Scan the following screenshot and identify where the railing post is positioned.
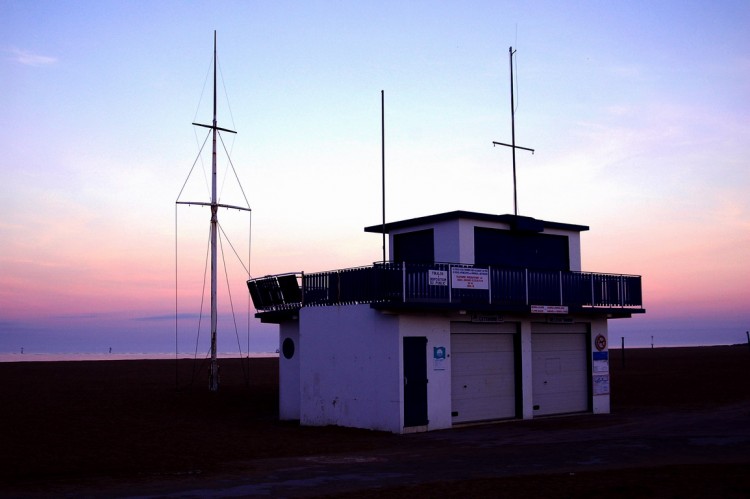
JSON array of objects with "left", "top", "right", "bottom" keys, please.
[
  {"left": 488, "top": 265, "right": 492, "bottom": 305},
  {"left": 448, "top": 264, "right": 453, "bottom": 304},
  {"left": 559, "top": 271, "right": 563, "bottom": 306},
  {"left": 402, "top": 263, "right": 406, "bottom": 303},
  {"left": 300, "top": 272, "right": 305, "bottom": 306},
  {"left": 524, "top": 268, "right": 529, "bottom": 305},
  {"left": 590, "top": 273, "right": 595, "bottom": 306}
]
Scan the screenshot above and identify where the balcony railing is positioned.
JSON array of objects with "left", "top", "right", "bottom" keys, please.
[{"left": 248, "top": 262, "right": 643, "bottom": 315}]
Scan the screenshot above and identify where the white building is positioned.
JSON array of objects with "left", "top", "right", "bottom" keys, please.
[{"left": 249, "top": 211, "right": 644, "bottom": 433}]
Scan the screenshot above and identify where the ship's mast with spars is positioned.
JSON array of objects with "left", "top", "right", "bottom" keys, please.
[{"left": 177, "top": 31, "right": 250, "bottom": 392}]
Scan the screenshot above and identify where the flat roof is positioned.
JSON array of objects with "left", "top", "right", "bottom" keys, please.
[{"left": 364, "top": 210, "right": 589, "bottom": 234}]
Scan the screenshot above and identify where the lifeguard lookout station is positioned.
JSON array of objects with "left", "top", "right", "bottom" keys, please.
[{"left": 248, "top": 210, "right": 644, "bottom": 433}]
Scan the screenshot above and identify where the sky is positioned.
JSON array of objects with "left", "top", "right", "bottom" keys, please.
[{"left": 1, "top": 0, "right": 748, "bottom": 355}]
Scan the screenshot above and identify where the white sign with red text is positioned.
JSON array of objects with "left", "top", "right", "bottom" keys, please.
[{"left": 451, "top": 268, "right": 489, "bottom": 290}]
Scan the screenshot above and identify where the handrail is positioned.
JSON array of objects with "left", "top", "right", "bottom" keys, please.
[{"left": 247, "top": 262, "right": 643, "bottom": 313}]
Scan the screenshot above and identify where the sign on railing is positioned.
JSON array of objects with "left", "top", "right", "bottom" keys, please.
[{"left": 451, "top": 267, "right": 489, "bottom": 289}]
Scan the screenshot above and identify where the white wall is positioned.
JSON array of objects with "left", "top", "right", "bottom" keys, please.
[
  {"left": 296, "top": 305, "right": 455, "bottom": 433},
  {"left": 278, "top": 321, "right": 300, "bottom": 420},
  {"left": 290, "top": 302, "right": 610, "bottom": 433},
  {"left": 590, "top": 317, "right": 610, "bottom": 414},
  {"left": 298, "top": 305, "right": 402, "bottom": 432}
]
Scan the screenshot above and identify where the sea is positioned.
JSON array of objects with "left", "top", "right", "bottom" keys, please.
[
  {"left": 2, "top": 317, "right": 746, "bottom": 362},
  {"left": 0, "top": 352, "right": 278, "bottom": 363}
]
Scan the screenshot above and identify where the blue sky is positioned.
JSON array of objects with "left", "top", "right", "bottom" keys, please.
[{"left": 1, "top": 1, "right": 749, "bottom": 354}]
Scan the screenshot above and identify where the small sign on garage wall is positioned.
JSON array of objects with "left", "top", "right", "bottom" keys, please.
[
  {"left": 593, "top": 374, "right": 610, "bottom": 395},
  {"left": 593, "top": 351, "right": 609, "bottom": 373},
  {"left": 433, "top": 346, "right": 446, "bottom": 370}
]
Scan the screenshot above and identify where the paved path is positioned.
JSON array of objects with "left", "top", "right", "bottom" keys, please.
[{"left": 25, "top": 402, "right": 750, "bottom": 498}]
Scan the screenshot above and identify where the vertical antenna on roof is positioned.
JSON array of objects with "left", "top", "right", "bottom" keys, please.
[
  {"left": 493, "top": 46, "right": 535, "bottom": 216},
  {"left": 381, "top": 90, "right": 386, "bottom": 262}
]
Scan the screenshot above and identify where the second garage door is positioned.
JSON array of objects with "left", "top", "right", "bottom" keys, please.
[
  {"left": 451, "top": 322, "right": 517, "bottom": 424},
  {"left": 531, "top": 323, "right": 589, "bottom": 416}
]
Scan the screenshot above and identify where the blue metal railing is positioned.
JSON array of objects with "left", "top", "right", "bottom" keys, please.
[{"left": 248, "top": 262, "right": 643, "bottom": 313}]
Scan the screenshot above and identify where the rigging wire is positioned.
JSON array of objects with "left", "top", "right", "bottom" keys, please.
[
  {"left": 218, "top": 132, "right": 231, "bottom": 203},
  {"left": 188, "top": 223, "right": 213, "bottom": 388},
  {"left": 218, "top": 132, "right": 252, "bottom": 208},
  {"left": 219, "top": 231, "right": 251, "bottom": 386},
  {"left": 175, "top": 206, "right": 179, "bottom": 390},
  {"left": 218, "top": 220, "right": 250, "bottom": 276},
  {"left": 217, "top": 55, "right": 238, "bottom": 156},
  {"left": 191, "top": 54, "right": 214, "bottom": 199},
  {"left": 215, "top": 56, "right": 250, "bottom": 369},
  {"left": 514, "top": 25, "right": 520, "bottom": 114},
  {"left": 513, "top": 49, "right": 520, "bottom": 114},
  {"left": 247, "top": 211, "right": 253, "bottom": 364},
  {"left": 176, "top": 130, "right": 211, "bottom": 202},
  {"left": 193, "top": 53, "right": 213, "bottom": 124}
]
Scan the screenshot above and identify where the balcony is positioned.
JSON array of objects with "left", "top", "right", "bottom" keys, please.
[{"left": 248, "top": 262, "right": 644, "bottom": 322}]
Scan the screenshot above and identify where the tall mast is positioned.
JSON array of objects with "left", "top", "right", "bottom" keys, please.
[
  {"left": 177, "top": 31, "right": 248, "bottom": 392},
  {"left": 209, "top": 30, "right": 219, "bottom": 392}
]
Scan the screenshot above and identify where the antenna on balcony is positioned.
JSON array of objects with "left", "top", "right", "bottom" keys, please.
[
  {"left": 493, "top": 46, "right": 535, "bottom": 217},
  {"left": 381, "top": 90, "right": 386, "bottom": 263}
]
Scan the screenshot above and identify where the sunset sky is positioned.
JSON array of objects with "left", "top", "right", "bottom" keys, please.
[{"left": 2, "top": 1, "right": 748, "bottom": 355}]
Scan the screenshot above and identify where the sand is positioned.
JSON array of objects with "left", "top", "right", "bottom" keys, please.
[{"left": 1, "top": 345, "right": 749, "bottom": 497}]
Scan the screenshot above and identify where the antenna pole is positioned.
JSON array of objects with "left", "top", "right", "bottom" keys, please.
[
  {"left": 509, "top": 47, "right": 518, "bottom": 216},
  {"left": 209, "top": 30, "right": 219, "bottom": 392},
  {"left": 381, "top": 90, "right": 386, "bottom": 263},
  {"left": 492, "top": 46, "right": 534, "bottom": 216}
]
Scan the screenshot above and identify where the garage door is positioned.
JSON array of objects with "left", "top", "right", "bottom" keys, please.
[
  {"left": 531, "top": 323, "right": 589, "bottom": 416},
  {"left": 451, "top": 322, "right": 517, "bottom": 424}
]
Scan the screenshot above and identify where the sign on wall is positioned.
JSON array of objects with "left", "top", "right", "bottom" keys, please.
[
  {"left": 451, "top": 267, "right": 489, "bottom": 289},
  {"left": 593, "top": 374, "right": 610, "bottom": 395},
  {"left": 433, "top": 346, "right": 446, "bottom": 370},
  {"left": 531, "top": 305, "right": 569, "bottom": 314},
  {"left": 428, "top": 269, "right": 448, "bottom": 286},
  {"left": 593, "top": 351, "right": 609, "bottom": 373}
]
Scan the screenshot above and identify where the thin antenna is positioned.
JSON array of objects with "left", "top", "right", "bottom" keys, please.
[
  {"left": 493, "top": 46, "right": 534, "bottom": 216},
  {"left": 381, "top": 90, "right": 386, "bottom": 263}
]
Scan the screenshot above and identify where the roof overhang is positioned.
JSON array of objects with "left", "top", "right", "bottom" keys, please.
[{"left": 364, "top": 211, "right": 589, "bottom": 234}]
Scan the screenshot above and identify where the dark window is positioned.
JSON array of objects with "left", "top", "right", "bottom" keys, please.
[
  {"left": 393, "top": 229, "right": 434, "bottom": 263},
  {"left": 282, "top": 338, "right": 295, "bottom": 359},
  {"left": 474, "top": 227, "right": 570, "bottom": 270}
]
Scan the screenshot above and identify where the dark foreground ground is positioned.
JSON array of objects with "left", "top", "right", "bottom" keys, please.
[{"left": 1, "top": 345, "right": 749, "bottom": 498}]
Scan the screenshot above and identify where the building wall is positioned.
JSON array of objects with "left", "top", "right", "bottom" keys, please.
[
  {"left": 297, "top": 304, "right": 402, "bottom": 432},
  {"left": 285, "top": 304, "right": 610, "bottom": 433},
  {"left": 278, "top": 320, "right": 300, "bottom": 420},
  {"left": 386, "top": 217, "right": 582, "bottom": 270}
]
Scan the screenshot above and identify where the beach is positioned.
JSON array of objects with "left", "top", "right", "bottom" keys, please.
[{"left": 1, "top": 345, "right": 749, "bottom": 497}]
